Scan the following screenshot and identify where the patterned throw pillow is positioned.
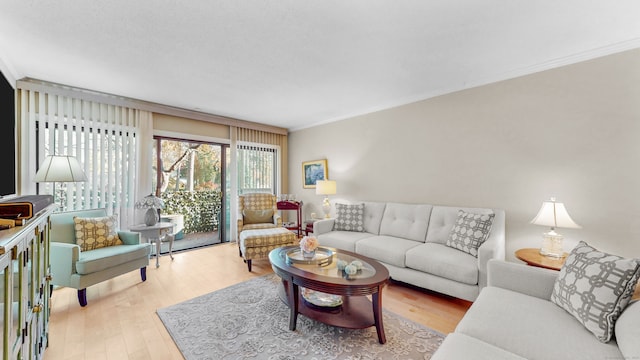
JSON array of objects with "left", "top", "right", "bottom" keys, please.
[
  {"left": 446, "top": 210, "right": 495, "bottom": 257},
  {"left": 243, "top": 209, "right": 274, "bottom": 224},
  {"left": 334, "top": 203, "right": 365, "bottom": 232},
  {"left": 550, "top": 241, "right": 640, "bottom": 342},
  {"left": 73, "top": 215, "right": 123, "bottom": 251}
]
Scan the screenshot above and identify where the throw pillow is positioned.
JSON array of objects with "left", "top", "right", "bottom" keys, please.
[
  {"left": 243, "top": 209, "right": 274, "bottom": 224},
  {"left": 446, "top": 210, "right": 495, "bottom": 257},
  {"left": 73, "top": 214, "right": 123, "bottom": 251},
  {"left": 334, "top": 203, "right": 365, "bottom": 232},
  {"left": 550, "top": 241, "right": 640, "bottom": 342}
]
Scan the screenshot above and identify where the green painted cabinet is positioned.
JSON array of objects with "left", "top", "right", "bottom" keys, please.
[{"left": 0, "top": 205, "right": 54, "bottom": 360}]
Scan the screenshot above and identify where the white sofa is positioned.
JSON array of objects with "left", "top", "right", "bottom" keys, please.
[
  {"left": 313, "top": 201, "right": 505, "bottom": 301},
  {"left": 433, "top": 260, "right": 640, "bottom": 360}
]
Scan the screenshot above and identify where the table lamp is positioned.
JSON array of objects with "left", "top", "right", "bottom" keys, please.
[
  {"left": 315, "top": 180, "right": 336, "bottom": 219},
  {"left": 34, "top": 155, "right": 88, "bottom": 210},
  {"left": 530, "top": 197, "right": 581, "bottom": 258},
  {"left": 135, "top": 194, "right": 165, "bottom": 226}
]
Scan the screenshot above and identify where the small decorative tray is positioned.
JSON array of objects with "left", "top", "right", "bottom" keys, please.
[
  {"left": 301, "top": 287, "right": 343, "bottom": 308},
  {"left": 285, "top": 247, "right": 334, "bottom": 266}
]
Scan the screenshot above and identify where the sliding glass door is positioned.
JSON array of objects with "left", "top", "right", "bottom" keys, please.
[{"left": 153, "top": 136, "right": 230, "bottom": 252}]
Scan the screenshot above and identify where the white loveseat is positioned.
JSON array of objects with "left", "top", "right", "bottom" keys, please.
[
  {"left": 433, "top": 259, "right": 640, "bottom": 360},
  {"left": 313, "top": 201, "right": 505, "bottom": 301}
]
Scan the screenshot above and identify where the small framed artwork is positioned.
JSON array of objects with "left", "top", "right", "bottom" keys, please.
[{"left": 302, "top": 159, "right": 328, "bottom": 189}]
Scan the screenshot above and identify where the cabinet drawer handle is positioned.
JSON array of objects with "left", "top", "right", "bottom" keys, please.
[{"left": 33, "top": 305, "right": 42, "bottom": 313}]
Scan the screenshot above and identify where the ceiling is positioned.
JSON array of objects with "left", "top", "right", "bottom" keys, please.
[{"left": 1, "top": 1, "right": 639, "bottom": 132}]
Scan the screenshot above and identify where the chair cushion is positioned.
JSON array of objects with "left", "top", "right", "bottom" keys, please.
[
  {"left": 75, "top": 243, "right": 151, "bottom": 275},
  {"left": 446, "top": 210, "right": 495, "bottom": 257},
  {"left": 550, "top": 241, "right": 640, "bottom": 342},
  {"left": 240, "top": 228, "right": 297, "bottom": 248},
  {"left": 243, "top": 209, "right": 274, "bottom": 224},
  {"left": 334, "top": 203, "right": 365, "bottom": 232},
  {"left": 73, "top": 214, "right": 123, "bottom": 251}
]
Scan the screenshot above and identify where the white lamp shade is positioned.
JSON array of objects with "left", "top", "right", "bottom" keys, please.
[
  {"left": 530, "top": 199, "right": 581, "bottom": 229},
  {"left": 315, "top": 180, "right": 337, "bottom": 195},
  {"left": 34, "top": 155, "right": 88, "bottom": 182}
]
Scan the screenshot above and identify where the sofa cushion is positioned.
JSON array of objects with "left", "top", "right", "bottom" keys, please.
[
  {"left": 456, "top": 286, "right": 623, "bottom": 360},
  {"left": 355, "top": 235, "right": 421, "bottom": 268},
  {"left": 317, "top": 231, "right": 373, "bottom": 252},
  {"left": 433, "top": 333, "right": 526, "bottom": 360},
  {"left": 550, "top": 241, "right": 640, "bottom": 342},
  {"left": 73, "top": 215, "right": 123, "bottom": 251},
  {"left": 75, "top": 243, "right": 151, "bottom": 275},
  {"left": 334, "top": 203, "right": 365, "bottom": 232},
  {"left": 242, "top": 209, "right": 273, "bottom": 224},
  {"left": 406, "top": 243, "right": 478, "bottom": 285},
  {"left": 446, "top": 210, "right": 495, "bottom": 257},
  {"left": 379, "top": 203, "right": 432, "bottom": 242},
  {"left": 616, "top": 300, "right": 640, "bottom": 359}
]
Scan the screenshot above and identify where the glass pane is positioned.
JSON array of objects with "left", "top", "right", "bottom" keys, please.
[{"left": 153, "top": 138, "right": 226, "bottom": 253}]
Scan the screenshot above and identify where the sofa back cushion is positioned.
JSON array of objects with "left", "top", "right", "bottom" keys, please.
[
  {"left": 362, "top": 201, "right": 386, "bottom": 234},
  {"left": 616, "top": 300, "right": 640, "bottom": 359},
  {"left": 426, "top": 206, "right": 496, "bottom": 245},
  {"left": 379, "top": 203, "right": 432, "bottom": 242},
  {"left": 50, "top": 208, "right": 109, "bottom": 244}
]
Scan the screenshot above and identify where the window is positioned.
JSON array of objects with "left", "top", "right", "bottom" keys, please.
[{"left": 237, "top": 144, "right": 278, "bottom": 195}]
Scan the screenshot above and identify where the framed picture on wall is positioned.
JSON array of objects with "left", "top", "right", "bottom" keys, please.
[{"left": 302, "top": 159, "right": 328, "bottom": 188}]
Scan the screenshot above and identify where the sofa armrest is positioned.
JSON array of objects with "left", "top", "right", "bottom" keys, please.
[
  {"left": 476, "top": 209, "right": 506, "bottom": 288},
  {"left": 313, "top": 218, "right": 335, "bottom": 235},
  {"left": 487, "top": 259, "right": 559, "bottom": 300},
  {"left": 50, "top": 242, "right": 81, "bottom": 287},
  {"left": 118, "top": 231, "right": 141, "bottom": 245}
]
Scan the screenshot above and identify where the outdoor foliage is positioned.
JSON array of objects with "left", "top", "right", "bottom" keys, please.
[{"left": 162, "top": 190, "right": 222, "bottom": 234}]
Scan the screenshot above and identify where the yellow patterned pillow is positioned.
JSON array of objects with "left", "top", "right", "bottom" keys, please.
[{"left": 73, "top": 215, "right": 123, "bottom": 251}]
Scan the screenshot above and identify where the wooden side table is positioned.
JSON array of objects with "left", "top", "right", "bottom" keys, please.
[{"left": 515, "top": 248, "right": 568, "bottom": 271}]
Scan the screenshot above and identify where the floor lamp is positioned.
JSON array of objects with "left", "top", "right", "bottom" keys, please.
[{"left": 34, "top": 155, "right": 88, "bottom": 211}]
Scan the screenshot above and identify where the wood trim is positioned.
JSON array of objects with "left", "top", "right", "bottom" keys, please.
[{"left": 16, "top": 77, "right": 288, "bottom": 135}]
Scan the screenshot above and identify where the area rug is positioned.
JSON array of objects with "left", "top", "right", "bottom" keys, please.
[{"left": 157, "top": 274, "right": 444, "bottom": 360}]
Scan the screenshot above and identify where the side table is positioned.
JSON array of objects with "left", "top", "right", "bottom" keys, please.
[
  {"left": 130, "top": 222, "right": 175, "bottom": 268},
  {"left": 515, "top": 248, "right": 568, "bottom": 271}
]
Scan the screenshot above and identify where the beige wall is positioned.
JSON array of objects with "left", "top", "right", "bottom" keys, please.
[{"left": 289, "top": 48, "right": 640, "bottom": 261}]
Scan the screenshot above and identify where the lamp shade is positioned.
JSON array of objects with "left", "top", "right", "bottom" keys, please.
[
  {"left": 530, "top": 198, "right": 581, "bottom": 229},
  {"left": 34, "top": 155, "right": 88, "bottom": 182},
  {"left": 135, "top": 194, "right": 165, "bottom": 210},
  {"left": 315, "top": 180, "right": 337, "bottom": 195}
]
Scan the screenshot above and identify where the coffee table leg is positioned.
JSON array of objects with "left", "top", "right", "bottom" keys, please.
[
  {"left": 372, "top": 290, "right": 386, "bottom": 344},
  {"left": 287, "top": 280, "right": 299, "bottom": 330}
]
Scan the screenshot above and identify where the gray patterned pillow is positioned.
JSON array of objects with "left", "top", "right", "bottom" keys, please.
[
  {"left": 550, "top": 241, "right": 640, "bottom": 342},
  {"left": 334, "top": 203, "right": 365, "bottom": 232},
  {"left": 446, "top": 210, "right": 495, "bottom": 257}
]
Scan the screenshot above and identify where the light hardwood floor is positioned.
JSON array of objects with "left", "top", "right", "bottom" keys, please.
[{"left": 45, "top": 242, "right": 471, "bottom": 360}]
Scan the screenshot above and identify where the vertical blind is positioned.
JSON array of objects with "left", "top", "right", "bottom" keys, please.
[{"left": 19, "top": 88, "right": 141, "bottom": 227}]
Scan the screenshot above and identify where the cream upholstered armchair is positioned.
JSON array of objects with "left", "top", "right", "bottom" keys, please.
[{"left": 237, "top": 193, "right": 282, "bottom": 237}]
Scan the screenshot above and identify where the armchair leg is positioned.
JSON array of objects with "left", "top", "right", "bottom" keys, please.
[
  {"left": 140, "top": 267, "right": 147, "bottom": 282},
  {"left": 77, "top": 289, "right": 87, "bottom": 307}
]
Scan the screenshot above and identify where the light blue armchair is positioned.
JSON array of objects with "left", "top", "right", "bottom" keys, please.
[{"left": 49, "top": 208, "right": 151, "bottom": 306}]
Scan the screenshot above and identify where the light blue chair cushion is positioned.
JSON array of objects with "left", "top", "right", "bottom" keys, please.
[{"left": 76, "top": 243, "right": 151, "bottom": 275}]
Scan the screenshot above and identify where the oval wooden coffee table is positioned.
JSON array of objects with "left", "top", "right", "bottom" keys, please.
[{"left": 269, "top": 246, "right": 390, "bottom": 344}]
